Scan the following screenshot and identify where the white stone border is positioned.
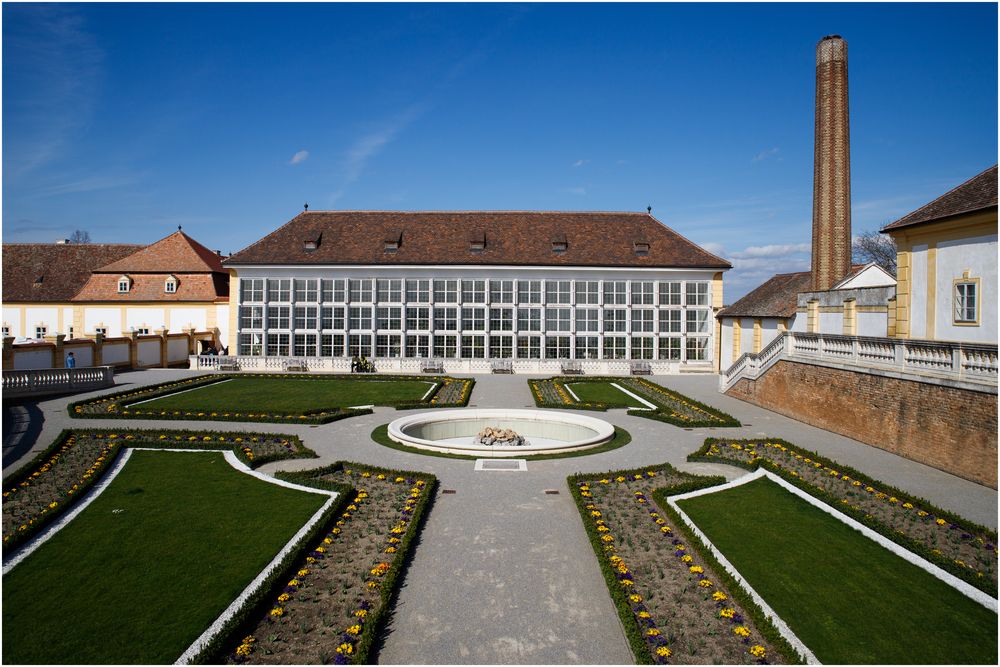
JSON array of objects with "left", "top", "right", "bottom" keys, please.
[
  {"left": 563, "top": 383, "right": 581, "bottom": 402},
  {"left": 421, "top": 381, "right": 440, "bottom": 401},
  {"left": 667, "top": 468, "right": 998, "bottom": 664},
  {"left": 474, "top": 458, "right": 528, "bottom": 472},
  {"left": 0, "top": 447, "right": 339, "bottom": 665},
  {"left": 609, "top": 382, "right": 657, "bottom": 410},
  {"left": 127, "top": 379, "right": 233, "bottom": 406}
]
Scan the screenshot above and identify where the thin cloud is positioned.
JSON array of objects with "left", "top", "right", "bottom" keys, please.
[
  {"left": 566, "top": 186, "right": 588, "bottom": 196},
  {"left": 342, "top": 103, "right": 428, "bottom": 184},
  {"left": 289, "top": 150, "right": 309, "bottom": 165},
  {"left": 752, "top": 147, "right": 781, "bottom": 163},
  {"left": 31, "top": 172, "right": 143, "bottom": 197},
  {"left": 572, "top": 159, "right": 589, "bottom": 167},
  {"left": 730, "top": 243, "right": 811, "bottom": 259}
]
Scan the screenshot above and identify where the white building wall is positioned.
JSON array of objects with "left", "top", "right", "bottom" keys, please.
[
  {"left": 3, "top": 307, "right": 22, "bottom": 338},
  {"left": 125, "top": 308, "right": 165, "bottom": 333},
  {"left": 857, "top": 311, "right": 887, "bottom": 338},
  {"left": 909, "top": 243, "right": 928, "bottom": 339},
  {"left": 13, "top": 347, "right": 53, "bottom": 370},
  {"left": 819, "top": 312, "right": 841, "bottom": 333},
  {"left": 137, "top": 339, "right": 161, "bottom": 366},
  {"left": 739, "top": 320, "right": 755, "bottom": 354},
  {"left": 719, "top": 318, "right": 735, "bottom": 369},
  {"left": 67, "top": 345, "right": 94, "bottom": 367},
  {"left": 167, "top": 338, "right": 190, "bottom": 363},
  {"left": 168, "top": 306, "right": 208, "bottom": 332},
  {"left": 85, "top": 308, "right": 123, "bottom": 336},
  {"left": 934, "top": 234, "right": 997, "bottom": 344},
  {"left": 24, "top": 307, "right": 59, "bottom": 338},
  {"left": 102, "top": 341, "right": 130, "bottom": 365},
  {"left": 215, "top": 304, "right": 230, "bottom": 346}
]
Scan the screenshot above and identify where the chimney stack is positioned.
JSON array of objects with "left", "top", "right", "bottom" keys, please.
[{"left": 810, "top": 35, "right": 852, "bottom": 291}]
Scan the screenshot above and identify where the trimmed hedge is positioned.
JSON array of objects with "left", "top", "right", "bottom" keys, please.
[
  {"left": 203, "top": 462, "right": 438, "bottom": 665},
  {"left": 2, "top": 428, "right": 316, "bottom": 553},
  {"left": 531, "top": 376, "right": 741, "bottom": 427},
  {"left": 689, "top": 438, "right": 998, "bottom": 596},
  {"left": 650, "top": 487, "right": 805, "bottom": 664}
]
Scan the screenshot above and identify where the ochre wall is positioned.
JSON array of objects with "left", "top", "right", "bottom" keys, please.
[{"left": 726, "top": 360, "right": 998, "bottom": 488}]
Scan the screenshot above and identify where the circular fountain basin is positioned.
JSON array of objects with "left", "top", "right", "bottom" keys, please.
[{"left": 387, "top": 409, "right": 616, "bottom": 457}]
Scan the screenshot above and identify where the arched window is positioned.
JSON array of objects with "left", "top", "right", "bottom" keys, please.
[
  {"left": 165, "top": 275, "right": 178, "bottom": 294},
  {"left": 118, "top": 275, "right": 131, "bottom": 293}
]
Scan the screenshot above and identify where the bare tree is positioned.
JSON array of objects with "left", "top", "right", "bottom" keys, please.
[
  {"left": 69, "top": 229, "right": 92, "bottom": 244},
  {"left": 852, "top": 230, "right": 897, "bottom": 275}
]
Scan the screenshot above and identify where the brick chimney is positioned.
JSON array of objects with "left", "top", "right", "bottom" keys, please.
[{"left": 811, "top": 35, "right": 852, "bottom": 291}]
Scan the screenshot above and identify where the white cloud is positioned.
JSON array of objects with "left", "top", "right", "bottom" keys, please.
[
  {"left": 698, "top": 241, "right": 727, "bottom": 257},
  {"left": 730, "top": 243, "right": 811, "bottom": 259},
  {"left": 752, "top": 147, "right": 780, "bottom": 163},
  {"left": 341, "top": 103, "right": 428, "bottom": 185},
  {"left": 566, "top": 186, "right": 587, "bottom": 196},
  {"left": 572, "top": 159, "right": 589, "bottom": 167},
  {"left": 289, "top": 150, "right": 309, "bottom": 165}
]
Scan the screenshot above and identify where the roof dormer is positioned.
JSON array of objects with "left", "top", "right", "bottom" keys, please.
[
  {"left": 384, "top": 230, "right": 402, "bottom": 253},
  {"left": 632, "top": 239, "right": 650, "bottom": 257},
  {"left": 165, "top": 275, "right": 179, "bottom": 294},
  {"left": 117, "top": 275, "right": 132, "bottom": 293},
  {"left": 303, "top": 233, "right": 322, "bottom": 252},
  {"left": 468, "top": 231, "right": 486, "bottom": 253},
  {"left": 551, "top": 233, "right": 568, "bottom": 253}
]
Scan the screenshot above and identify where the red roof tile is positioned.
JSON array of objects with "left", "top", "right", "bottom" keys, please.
[
  {"left": 224, "top": 211, "right": 731, "bottom": 269},
  {"left": 97, "top": 230, "right": 226, "bottom": 273},
  {"left": 882, "top": 165, "right": 998, "bottom": 232},
  {"left": 72, "top": 273, "right": 228, "bottom": 302},
  {"left": 2, "top": 244, "right": 142, "bottom": 302},
  {"left": 717, "top": 271, "right": 813, "bottom": 319}
]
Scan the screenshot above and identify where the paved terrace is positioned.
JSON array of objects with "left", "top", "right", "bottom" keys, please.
[{"left": 3, "top": 370, "right": 997, "bottom": 664}]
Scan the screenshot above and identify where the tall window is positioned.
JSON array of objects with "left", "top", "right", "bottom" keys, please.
[
  {"left": 604, "top": 309, "right": 627, "bottom": 333},
  {"left": 686, "top": 309, "right": 710, "bottom": 334},
  {"left": 517, "top": 280, "right": 542, "bottom": 304},
  {"left": 376, "top": 279, "right": 403, "bottom": 303},
  {"left": 603, "top": 281, "right": 627, "bottom": 305},
  {"left": 434, "top": 307, "right": 458, "bottom": 331},
  {"left": 490, "top": 280, "right": 515, "bottom": 304},
  {"left": 294, "top": 279, "right": 318, "bottom": 302},
  {"left": 348, "top": 279, "right": 373, "bottom": 303},
  {"left": 603, "top": 336, "right": 627, "bottom": 359},
  {"left": 576, "top": 309, "right": 599, "bottom": 332},
  {"left": 516, "top": 335, "right": 542, "bottom": 358},
  {"left": 239, "top": 333, "right": 263, "bottom": 356},
  {"left": 630, "top": 337, "right": 654, "bottom": 359},
  {"left": 575, "top": 336, "right": 599, "bottom": 359},
  {"left": 268, "top": 279, "right": 291, "bottom": 302},
  {"left": 659, "top": 309, "right": 681, "bottom": 333},
  {"left": 293, "top": 306, "right": 318, "bottom": 329},
  {"left": 658, "top": 337, "right": 681, "bottom": 360},
  {"left": 545, "top": 336, "right": 571, "bottom": 359},
  {"left": 545, "top": 308, "right": 572, "bottom": 332},
  {"left": 406, "top": 279, "right": 431, "bottom": 303},
  {"left": 461, "top": 307, "right": 486, "bottom": 331},
  {"left": 575, "top": 281, "right": 600, "bottom": 305},
  {"left": 266, "top": 333, "right": 290, "bottom": 356},
  {"left": 545, "top": 281, "right": 571, "bottom": 304},
  {"left": 239, "top": 306, "right": 264, "bottom": 329},
  {"left": 460, "top": 335, "right": 486, "bottom": 358},
  {"left": 241, "top": 279, "right": 264, "bottom": 302},
  {"left": 631, "top": 309, "right": 654, "bottom": 333},
  {"left": 294, "top": 333, "right": 318, "bottom": 356},
  {"left": 376, "top": 334, "right": 402, "bottom": 357},
  {"left": 461, "top": 280, "right": 486, "bottom": 303},
  {"left": 321, "top": 333, "right": 346, "bottom": 357},
  {"left": 433, "top": 279, "right": 459, "bottom": 303},
  {"left": 489, "top": 335, "right": 513, "bottom": 358},
  {"left": 686, "top": 281, "right": 709, "bottom": 306},
  {"left": 433, "top": 334, "right": 458, "bottom": 358},
  {"left": 376, "top": 306, "right": 402, "bottom": 330},
  {"left": 349, "top": 306, "right": 373, "bottom": 330},
  {"left": 517, "top": 307, "right": 542, "bottom": 332},
  {"left": 321, "top": 279, "right": 346, "bottom": 302},
  {"left": 348, "top": 334, "right": 372, "bottom": 358},
  {"left": 686, "top": 336, "right": 708, "bottom": 361},
  {"left": 406, "top": 307, "right": 430, "bottom": 330},
  {"left": 406, "top": 334, "right": 430, "bottom": 358},
  {"left": 658, "top": 281, "right": 681, "bottom": 306},
  {"left": 267, "top": 306, "right": 290, "bottom": 330},
  {"left": 321, "top": 306, "right": 345, "bottom": 330},
  {"left": 489, "top": 307, "right": 515, "bottom": 331},
  {"left": 631, "top": 281, "right": 654, "bottom": 305},
  {"left": 955, "top": 281, "right": 978, "bottom": 323}
]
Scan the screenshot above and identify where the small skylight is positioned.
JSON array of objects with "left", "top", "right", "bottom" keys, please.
[
  {"left": 303, "top": 233, "right": 322, "bottom": 251},
  {"left": 384, "top": 230, "right": 402, "bottom": 253},
  {"left": 468, "top": 231, "right": 486, "bottom": 253},
  {"left": 633, "top": 240, "right": 650, "bottom": 256},
  {"left": 551, "top": 233, "right": 568, "bottom": 253}
]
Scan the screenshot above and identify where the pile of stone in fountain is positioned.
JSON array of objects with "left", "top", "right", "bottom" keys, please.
[{"left": 476, "top": 426, "right": 526, "bottom": 447}]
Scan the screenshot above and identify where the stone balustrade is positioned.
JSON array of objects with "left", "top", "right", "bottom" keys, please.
[
  {"left": 3, "top": 366, "right": 116, "bottom": 398},
  {"left": 721, "top": 332, "right": 997, "bottom": 394}
]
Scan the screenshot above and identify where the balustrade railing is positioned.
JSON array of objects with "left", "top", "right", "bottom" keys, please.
[
  {"left": 721, "top": 332, "right": 997, "bottom": 393},
  {"left": 3, "top": 366, "right": 115, "bottom": 397}
]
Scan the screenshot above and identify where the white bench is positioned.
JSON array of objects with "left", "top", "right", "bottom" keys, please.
[
  {"left": 422, "top": 359, "right": 444, "bottom": 373},
  {"left": 630, "top": 361, "right": 652, "bottom": 375},
  {"left": 217, "top": 356, "right": 240, "bottom": 371},
  {"left": 491, "top": 359, "right": 513, "bottom": 374},
  {"left": 561, "top": 360, "right": 583, "bottom": 375},
  {"left": 284, "top": 358, "right": 309, "bottom": 372}
]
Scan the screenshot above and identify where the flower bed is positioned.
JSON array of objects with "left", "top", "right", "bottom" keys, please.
[
  {"left": 214, "top": 463, "right": 436, "bottom": 665},
  {"left": 531, "top": 377, "right": 740, "bottom": 427},
  {"left": 69, "top": 374, "right": 474, "bottom": 424},
  {"left": 569, "top": 464, "right": 798, "bottom": 664},
  {"left": 689, "top": 438, "right": 998, "bottom": 595},
  {"left": 2, "top": 429, "right": 315, "bottom": 553}
]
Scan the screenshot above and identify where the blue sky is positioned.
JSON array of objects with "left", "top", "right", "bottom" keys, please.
[{"left": 3, "top": 2, "right": 997, "bottom": 300}]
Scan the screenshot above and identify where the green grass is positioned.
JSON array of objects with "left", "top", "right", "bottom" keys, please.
[
  {"left": 2, "top": 451, "right": 326, "bottom": 664},
  {"left": 564, "top": 380, "right": 646, "bottom": 408},
  {"left": 676, "top": 477, "right": 997, "bottom": 665},
  {"left": 370, "top": 424, "right": 633, "bottom": 460},
  {"left": 130, "top": 377, "right": 434, "bottom": 412}
]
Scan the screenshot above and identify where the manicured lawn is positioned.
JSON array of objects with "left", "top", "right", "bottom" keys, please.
[
  {"left": 2, "top": 450, "right": 326, "bottom": 664},
  {"left": 565, "top": 381, "right": 646, "bottom": 408},
  {"left": 676, "top": 477, "right": 998, "bottom": 664},
  {"left": 130, "top": 377, "right": 434, "bottom": 412}
]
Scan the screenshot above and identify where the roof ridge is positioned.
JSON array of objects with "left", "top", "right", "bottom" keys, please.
[
  {"left": 300, "top": 209, "right": 652, "bottom": 215},
  {"left": 882, "top": 164, "right": 998, "bottom": 231}
]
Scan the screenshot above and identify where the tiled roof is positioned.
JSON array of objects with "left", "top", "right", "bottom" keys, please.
[
  {"left": 717, "top": 271, "right": 813, "bottom": 319},
  {"left": 224, "top": 211, "right": 732, "bottom": 269},
  {"left": 72, "top": 273, "right": 229, "bottom": 302},
  {"left": 719, "top": 264, "right": 868, "bottom": 319},
  {"left": 882, "top": 165, "right": 998, "bottom": 232},
  {"left": 97, "top": 230, "right": 226, "bottom": 273},
  {"left": 2, "top": 244, "right": 142, "bottom": 302}
]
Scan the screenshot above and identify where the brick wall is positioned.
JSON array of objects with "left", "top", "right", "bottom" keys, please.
[{"left": 727, "top": 360, "right": 998, "bottom": 488}]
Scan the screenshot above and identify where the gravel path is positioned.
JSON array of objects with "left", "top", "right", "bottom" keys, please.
[{"left": 5, "top": 368, "right": 996, "bottom": 665}]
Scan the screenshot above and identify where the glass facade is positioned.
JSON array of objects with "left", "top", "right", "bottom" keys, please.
[{"left": 236, "top": 275, "right": 714, "bottom": 362}]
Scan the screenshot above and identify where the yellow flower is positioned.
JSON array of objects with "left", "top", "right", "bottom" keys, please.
[
  {"left": 719, "top": 608, "right": 735, "bottom": 619},
  {"left": 336, "top": 643, "right": 353, "bottom": 655},
  {"left": 277, "top": 593, "right": 290, "bottom": 603},
  {"left": 646, "top": 628, "right": 660, "bottom": 636},
  {"left": 297, "top": 569, "right": 310, "bottom": 577},
  {"left": 629, "top": 594, "right": 642, "bottom": 603},
  {"left": 698, "top": 580, "right": 713, "bottom": 588},
  {"left": 935, "top": 518, "right": 947, "bottom": 526},
  {"left": 656, "top": 646, "right": 672, "bottom": 658},
  {"left": 689, "top": 565, "right": 703, "bottom": 574},
  {"left": 749, "top": 645, "right": 766, "bottom": 658},
  {"left": 270, "top": 607, "right": 284, "bottom": 617},
  {"left": 680, "top": 555, "right": 692, "bottom": 562},
  {"left": 712, "top": 591, "right": 727, "bottom": 601},
  {"left": 733, "top": 626, "right": 750, "bottom": 638},
  {"left": 354, "top": 609, "right": 368, "bottom": 618},
  {"left": 345, "top": 624, "right": 361, "bottom": 636}
]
